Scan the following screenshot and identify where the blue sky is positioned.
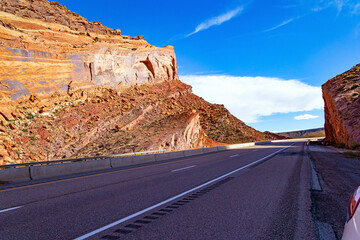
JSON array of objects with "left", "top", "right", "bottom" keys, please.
[{"left": 56, "top": 0, "right": 360, "bottom": 132}]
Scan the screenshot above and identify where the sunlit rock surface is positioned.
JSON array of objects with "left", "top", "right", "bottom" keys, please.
[{"left": 322, "top": 64, "right": 360, "bottom": 149}]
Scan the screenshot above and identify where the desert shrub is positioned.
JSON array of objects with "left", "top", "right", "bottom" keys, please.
[
  {"left": 343, "top": 151, "right": 360, "bottom": 158},
  {"left": 351, "top": 83, "right": 359, "bottom": 90},
  {"left": 26, "top": 113, "right": 34, "bottom": 119},
  {"left": 335, "top": 142, "right": 346, "bottom": 148},
  {"left": 350, "top": 142, "right": 360, "bottom": 150},
  {"left": 347, "top": 74, "right": 358, "bottom": 79}
]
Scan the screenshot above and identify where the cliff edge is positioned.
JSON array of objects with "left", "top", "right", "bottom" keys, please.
[{"left": 322, "top": 64, "right": 360, "bottom": 149}]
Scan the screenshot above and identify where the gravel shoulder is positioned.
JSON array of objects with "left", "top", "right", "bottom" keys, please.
[{"left": 308, "top": 143, "right": 360, "bottom": 239}]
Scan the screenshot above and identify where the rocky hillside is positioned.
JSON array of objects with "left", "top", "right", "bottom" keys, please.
[
  {"left": 278, "top": 128, "right": 325, "bottom": 139},
  {"left": 0, "top": 0, "right": 283, "bottom": 164},
  {"left": 322, "top": 64, "right": 360, "bottom": 149}
]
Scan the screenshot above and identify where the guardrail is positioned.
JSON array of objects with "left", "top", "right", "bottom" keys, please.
[{"left": 0, "top": 149, "right": 166, "bottom": 170}]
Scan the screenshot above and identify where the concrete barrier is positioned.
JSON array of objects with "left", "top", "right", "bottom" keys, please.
[
  {"left": 154, "top": 151, "right": 185, "bottom": 161},
  {"left": 217, "top": 145, "right": 228, "bottom": 151},
  {"left": 30, "top": 159, "right": 111, "bottom": 180},
  {"left": 111, "top": 154, "right": 155, "bottom": 168},
  {"left": 183, "top": 148, "right": 204, "bottom": 157},
  {"left": 2, "top": 139, "right": 296, "bottom": 183},
  {"left": 255, "top": 141, "right": 271, "bottom": 145},
  {"left": 222, "top": 142, "right": 255, "bottom": 150},
  {"left": 203, "top": 147, "right": 218, "bottom": 153},
  {"left": 0, "top": 167, "right": 30, "bottom": 183}
]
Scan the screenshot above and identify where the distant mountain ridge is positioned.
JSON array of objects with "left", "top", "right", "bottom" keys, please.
[{"left": 277, "top": 128, "right": 325, "bottom": 138}]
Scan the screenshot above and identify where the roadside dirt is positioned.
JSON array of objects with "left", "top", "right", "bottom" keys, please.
[{"left": 309, "top": 142, "right": 360, "bottom": 239}]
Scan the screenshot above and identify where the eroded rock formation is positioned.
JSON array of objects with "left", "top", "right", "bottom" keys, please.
[
  {"left": 322, "top": 64, "right": 360, "bottom": 149},
  {"left": 0, "top": 0, "right": 283, "bottom": 164},
  {"left": 0, "top": 1, "right": 177, "bottom": 103}
]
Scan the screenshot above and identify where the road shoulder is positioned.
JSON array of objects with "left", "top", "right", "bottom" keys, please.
[{"left": 308, "top": 143, "right": 360, "bottom": 239}]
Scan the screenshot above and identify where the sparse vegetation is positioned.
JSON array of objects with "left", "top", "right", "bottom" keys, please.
[
  {"left": 350, "top": 142, "right": 360, "bottom": 150},
  {"left": 26, "top": 113, "right": 35, "bottom": 119},
  {"left": 335, "top": 143, "right": 346, "bottom": 148},
  {"left": 30, "top": 136, "right": 37, "bottom": 141},
  {"left": 347, "top": 74, "right": 358, "bottom": 79},
  {"left": 350, "top": 83, "right": 359, "bottom": 90},
  {"left": 343, "top": 150, "right": 360, "bottom": 158}
]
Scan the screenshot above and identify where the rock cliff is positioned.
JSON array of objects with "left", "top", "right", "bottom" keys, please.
[
  {"left": 0, "top": 0, "right": 283, "bottom": 164},
  {"left": 0, "top": 0, "right": 177, "bottom": 103},
  {"left": 322, "top": 64, "right": 360, "bottom": 149}
]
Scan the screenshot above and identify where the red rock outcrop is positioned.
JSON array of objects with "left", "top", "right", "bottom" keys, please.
[
  {"left": 0, "top": 0, "right": 122, "bottom": 36},
  {"left": 322, "top": 64, "right": 360, "bottom": 149},
  {"left": 0, "top": 1, "right": 177, "bottom": 103},
  {"left": 0, "top": 0, "right": 284, "bottom": 165}
]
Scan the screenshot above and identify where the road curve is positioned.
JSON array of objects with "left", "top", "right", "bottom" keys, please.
[{"left": 0, "top": 140, "right": 317, "bottom": 240}]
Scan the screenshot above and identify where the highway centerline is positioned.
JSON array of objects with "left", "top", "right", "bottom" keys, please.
[
  {"left": 171, "top": 165, "right": 196, "bottom": 172},
  {"left": 229, "top": 154, "right": 239, "bottom": 158},
  {"left": 0, "top": 206, "right": 23, "bottom": 213},
  {"left": 74, "top": 143, "right": 295, "bottom": 240}
]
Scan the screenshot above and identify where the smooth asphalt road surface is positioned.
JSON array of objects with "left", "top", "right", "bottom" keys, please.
[{"left": 0, "top": 140, "right": 317, "bottom": 240}]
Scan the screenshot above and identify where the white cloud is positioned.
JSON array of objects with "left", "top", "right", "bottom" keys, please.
[
  {"left": 187, "top": 7, "right": 243, "bottom": 37},
  {"left": 294, "top": 114, "right": 320, "bottom": 120},
  {"left": 264, "top": 18, "right": 295, "bottom": 32},
  {"left": 180, "top": 75, "right": 324, "bottom": 123}
]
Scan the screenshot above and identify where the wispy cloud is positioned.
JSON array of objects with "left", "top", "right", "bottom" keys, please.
[
  {"left": 264, "top": 18, "right": 296, "bottom": 32},
  {"left": 351, "top": 3, "right": 360, "bottom": 14},
  {"left": 187, "top": 7, "right": 243, "bottom": 37},
  {"left": 181, "top": 75, "right": 323, "bottom": 123},
  {"left": 301, "top": 0, "right": 353, "bottom": 14},
  {"left": 333, "top": 0, "right": 346, "bottom": 13},
  {"left": 294, "top": 114, "right": 320, "bottom": 120}
]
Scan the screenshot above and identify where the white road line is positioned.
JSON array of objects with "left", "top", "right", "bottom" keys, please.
[
  {"left": 171, "top": 165, "right": 196, "bottom": 172},
  {"left": 0, "top": 206, "right": 23, "bottom": 213},
  {"left": 253, "top": 150, "right": 258, "bottom": 152},
  {"left": 229, "top": 154, "right": 239, "bottom": 158},
  {"left": 74, "top": 143, "right": 295, "bottom": 240}
]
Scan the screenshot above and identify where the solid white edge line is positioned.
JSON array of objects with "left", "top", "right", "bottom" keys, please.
[
  {"left": 229, "top": 154, "right": 239, "bottom": 158},
  {"left": 74, "top": 143, "right": 296, "bottom": 240},
  {"left": 171, "top": 165, "right": 196, "bottom": 172},
  {"left": 0, "top": 206, "right": 23, "bottom": 213}
]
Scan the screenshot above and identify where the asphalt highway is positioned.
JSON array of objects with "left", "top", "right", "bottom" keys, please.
[{"left": 0, "top": 140, "right": 317, "bottom": 239}]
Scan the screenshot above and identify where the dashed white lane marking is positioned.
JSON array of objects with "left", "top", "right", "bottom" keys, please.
[
  {"left": 253, "top": 150, "right": 258, "bottom": 152},
  {"left": 0, "top": 206, "right": 23, "bottom": 213},
  {"left": 74, "top": 143, "right": 295, "bottom": 240},
  {"left": 171, "top": 165, "right": 196, "bottom": 172},
  {"left": 229, "top": 154, "right": 239, "bottom": 158}
]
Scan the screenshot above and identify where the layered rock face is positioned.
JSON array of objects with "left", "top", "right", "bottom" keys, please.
[
  {"left": 0, "top": 0, "right": 122, "bottom": 35},
  {"left": 0, "top": 0, "right": 283, "bottom": 164},
  {"left": 322, "top": 64, "right": 360, "bottom": 149},
  {"left": 0, "top": 1, "right": 177, "bottom": 103}
]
